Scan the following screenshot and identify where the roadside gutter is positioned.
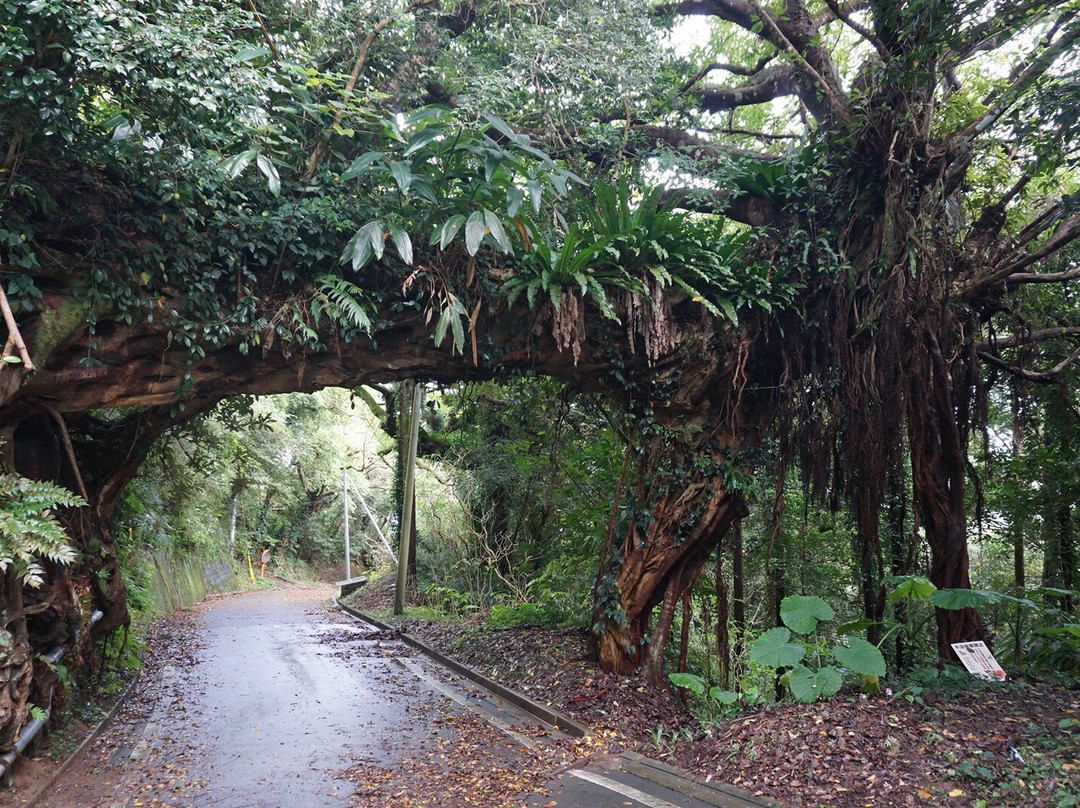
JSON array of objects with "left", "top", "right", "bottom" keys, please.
[{"left": 335, "top": 599, "right": 591, "bottom": 738}]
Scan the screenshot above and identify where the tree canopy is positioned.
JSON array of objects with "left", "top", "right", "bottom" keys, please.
[{"left": 1, "top": 0, "right": 1079, "bottom": 728}]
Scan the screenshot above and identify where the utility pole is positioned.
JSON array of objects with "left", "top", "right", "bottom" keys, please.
[
  {"left": 343, "top": 466, "right": 351, "bottom": 581},
  {"left": 394, "top": 380, "right": 422, "bottom": 615}
]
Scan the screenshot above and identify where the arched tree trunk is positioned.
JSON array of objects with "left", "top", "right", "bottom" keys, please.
[{"left": 589, "top": 426, "right": 747, "bottom": 683}]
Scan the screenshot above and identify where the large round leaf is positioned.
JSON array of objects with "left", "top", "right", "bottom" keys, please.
[
  {"left": 780, "top": 595, "right": 834, "bottom": 635},
  {"left": 930, "top": 588, "right": 1000, "bottom": 610},
  {"left": 749, "top": 627, "right": 805, "bottom": 668},
  {"left": 886, "top": 575, "right": 937, "bottom": 604},
  {"left": 787, "top": 664, "right": 843, "bottom": 703},
  {"left": 832, "top": 637, "right": 887, "bottom": 677},
  {"left": 708, "top": 687, "right": 741, "bottom": 705},
  {"left": 668, "top": 672, "right": 706, "bottom": 695}
]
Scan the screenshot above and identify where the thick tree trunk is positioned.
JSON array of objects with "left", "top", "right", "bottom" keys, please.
[
  {"left": 885, "top": 456, "right": 911, "bottom": 671},
  {"left": 1044, "top": 504, "right": 1076, "bottom": 613},
  {"left": 855, "top": 486, "right": 886, "bottom": 645},
  {"left": 906, "top": 331, "right": 988, "bottom": 659},
  {"left": 589, "top": 429, "right": 746, "bottom": 681}
]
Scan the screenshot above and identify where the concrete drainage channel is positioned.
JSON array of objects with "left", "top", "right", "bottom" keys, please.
[{"left": 335, "top": 600, "right": 783, "bottom": 808}]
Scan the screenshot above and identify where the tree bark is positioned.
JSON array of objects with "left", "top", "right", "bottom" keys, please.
[
  {"left": 0, "top": 569, "right": 32, "bottom": 752},
  {"left": 589, "top": 428, "right": 747, "bottom": 681},
  {"left": 906, "top": 329, "right": 988, "bottom": 658}
]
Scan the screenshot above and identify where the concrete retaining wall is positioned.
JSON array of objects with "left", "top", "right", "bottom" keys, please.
[{"left": 146, "top": 551, "right": 242, "bottom": 612}]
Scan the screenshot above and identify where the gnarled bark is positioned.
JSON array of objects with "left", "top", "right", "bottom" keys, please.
[{"left": 588, "top": 332, "right": 779, "bottom": 682}]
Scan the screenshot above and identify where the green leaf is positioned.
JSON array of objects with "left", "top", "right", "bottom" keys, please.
[
  {"left": 233, "top": 45, "right": 271, "bottom": 63},
  {"left": 449, "top": 307, "right": 464, "bottom": 351},
  {"left": 344, "top": 230, "right": 372, "bottom": 271},
  {"left": 255, "top": 153, "right": 281, "bottom": 196},
  {"left": 389, "top": 161, "right": 413, "bottom": 194},
  {"left": 465, "top": 210, "right": 486, "bottom": 256},
  {"left": 832, "top": 637, "right": 887, "bottom": 677},
  {"left": 836, "top": 618, "right": 875, "bottom": 636},
  {"left": 708, "top": 688, "right": 741, "bottom": 705},
  {"left": 484, "top": 209, "right": 512, "bottom": 254},
  {"left": 716, "top": 296, "right": 738, "bottom": 325},
  {"left": 788, "top": 665, "right": 842, "bottom": 703},
  {"left": 403, "top": 128, "right": 445, "bottom": 156},
  {"left": 385, "top": 223, "right": 413, "bottom": 264},
  {"left": 404, "top": 105, "right": 449, "bottom": 126},
  {"left": 781, "top": 595, "right": 834, "bottom": 635},
  {"left": 484, "top": 150, "right": 501, "bottom": 182},
  {"left": 506, "top": 186, "right": 525, "bottom": 217},
  {"left": 340, "top": 151, "right": 384, "bottom": 181},
  {"left": 434, "top": 306, "right": 451, "bottom": 346},
  {"left": 749, "top": 627, "right": 805, "bottom": 668},
  {"left": 343, "top": 221, "right": 384, "bottom": 270},
  {"left": 220, "top": 149, "right": 257, "bottom": 180},
  {"left": 112, "top": 118, "right": 141, "bottom": 141},
  {"left": 481, "top": 112, "right": 524, "bottom": 145},
  {"left": 887, "top": 575, "right": 937, "bottom": 604},
  {"left": 366, "top": 221, "right": 385, "bottom": 261},
  {"left": 526, "top": 179, "right": 542, "bottom": 212},
  {"left": 668, "top": 672, "right": 706, "bottom": 695},
  {"left": 930, "top": 589, "right": 1000, "bottom": 610},
  {"left": 2, "top": 355, "right": 23, "bottom": 365},
  {"left": 436, "top": 214, "right": 467, "bottom": 249}
]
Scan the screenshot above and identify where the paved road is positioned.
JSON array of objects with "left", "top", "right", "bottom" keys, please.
[{"left": 36, "top": 585, "right": 764, "bottom": 808}]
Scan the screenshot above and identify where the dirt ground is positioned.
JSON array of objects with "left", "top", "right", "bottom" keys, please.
[{"left": 352, "top": 579, "right": 1080, "bottom": 808}]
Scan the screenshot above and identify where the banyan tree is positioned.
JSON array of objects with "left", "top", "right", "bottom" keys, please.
[{"left": 2, "top": 0, "right": 1079, "bottom": 741}]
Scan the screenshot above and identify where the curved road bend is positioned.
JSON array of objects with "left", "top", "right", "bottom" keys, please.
[{"left": 37, "top": 585, "right": 738, "bottom": 808}]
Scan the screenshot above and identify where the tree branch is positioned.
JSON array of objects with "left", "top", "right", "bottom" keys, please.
[
  {"left": 679, "top": 54, "right": 777, "bottom": 94},
  {"left": 1005, "top": 266, "right": 1080, "bottom": 286},
  {"left": 302, "top": 0, "right": 437, "bottom": 182},
  {"left": 961, "top": 211, "right": 1080, "bottom": 296},
  {"left": 977, "top": 327, "right": 1080, "bottom": 351},
  {"left": 42, "top": 405, "right": 89, "bottom": 503},
  {"left": 0, "top": 272, "right": 34, "bottom": 371},
  {"left": 244, "top": 0, "right": 280, "bottom": 61},
  {"left": 699, "top": 64, "right": 802, "bottom": 112},
  {"left": 978, "top": 345, "right": 1080, "bottom": 384},
  {"left": 963, "top": 171, "right": 1032, "bottom": 254},
  {"left": 821, "top": 0, "right": 889, "bottom": 60},
  {"left": 664, "top": 187, "right": 784, "bottom": 228},
  {"left": 956, "top": 17, "right": 1080, "bottom": 140},
  {"left": 743, "top": 0, "right": 851, "bottom": 124}
]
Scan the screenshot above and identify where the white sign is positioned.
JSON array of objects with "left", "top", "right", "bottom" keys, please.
[{"left": 951, "top": 641, "right": 1007, "bottom": 680}]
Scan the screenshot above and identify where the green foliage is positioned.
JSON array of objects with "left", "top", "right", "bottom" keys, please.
[
  {"left": 417, "top": 378, "right": 617, "bottom": 624},
  {"left": 486, "top": 602, "right": 559, "bottom": 629},
  {"left": 749, "top": 627, "right": 806, "bottom": 668},
  {"left": 832, "top": 637, "right": 887, "bottom": 678},
  {"left": 502, "top": 179, "right": 798, "bottom": 334},
  {"left": 747, "top": 596, "right": 888, "bottom": 703},
  {"left": 786, "top": 664, "right": 842, "bottom": 702},
  {"left": 780, "top": 594, "right": 834, "bottom": 634},
  {"left": 883, "top": 575, "right": 1080, "bottom": 675},
  {"left": 0, "top": 473, "right": 81, "bottom": 587}
]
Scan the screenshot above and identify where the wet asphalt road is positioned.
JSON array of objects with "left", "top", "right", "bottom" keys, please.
[{"left": 35, "top": 585, "right": 736, "bottom": 808}]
